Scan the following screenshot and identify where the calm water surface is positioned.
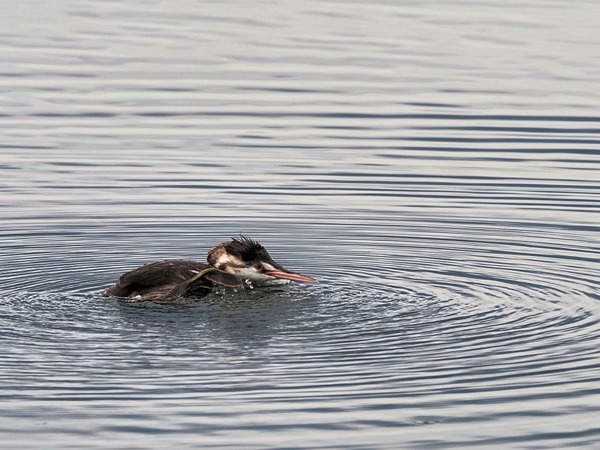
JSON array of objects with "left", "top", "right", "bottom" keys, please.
[{"left": 1, "top": 0, "right": 600, "bottom": 448}]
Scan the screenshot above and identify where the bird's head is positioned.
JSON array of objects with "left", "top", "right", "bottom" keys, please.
[{"left": 207, "top": 236, "right": 317, "bottom": 286}]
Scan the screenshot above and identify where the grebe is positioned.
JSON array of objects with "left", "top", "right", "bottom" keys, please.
[{"left": 101, "top": 236, "right": 317, "bottom": 301}]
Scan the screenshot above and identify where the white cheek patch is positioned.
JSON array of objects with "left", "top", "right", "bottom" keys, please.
[
  {"left": 235, "top": 266, "right": 268, "bottom": 280},
  {"left": 232, "top": 266, "right": 289, "bottom": 286},
  {"left": 211, "top": 254, "right": 290, "bottom": 286}
]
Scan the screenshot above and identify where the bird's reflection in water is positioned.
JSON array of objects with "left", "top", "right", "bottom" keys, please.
[{"left": 113, "top": 287, "right": 316, "bottom": 363}]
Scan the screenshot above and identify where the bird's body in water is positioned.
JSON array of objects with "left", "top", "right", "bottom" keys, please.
[{"left": 101, "top": 237, "right": 317, "bottom": 301}]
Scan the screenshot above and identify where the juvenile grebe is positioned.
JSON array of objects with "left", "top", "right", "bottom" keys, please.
[{"left": 101, "top": 236, "right": 317, "bottom": 300}]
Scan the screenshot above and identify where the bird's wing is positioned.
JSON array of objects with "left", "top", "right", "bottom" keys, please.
[
  {"left": 102, "top": 260, "right": 207, "bottom": 298},
  {"left": 116, "top": 260, "right": 207, "bottom": 287}
]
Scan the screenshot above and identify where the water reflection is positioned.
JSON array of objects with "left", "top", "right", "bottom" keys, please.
[{"left": 112, "top": 289, "right": 316, "bottom": 359}]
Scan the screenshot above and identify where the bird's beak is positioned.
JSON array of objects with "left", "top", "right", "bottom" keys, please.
[{"left": 265, "top": 270, "right": 318, "bottom": 283}]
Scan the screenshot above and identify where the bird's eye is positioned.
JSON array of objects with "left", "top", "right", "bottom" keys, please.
[{"left": 254, "top": 263, "right": 263, "bottom": 271}]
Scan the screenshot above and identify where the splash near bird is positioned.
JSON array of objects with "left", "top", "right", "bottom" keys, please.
[{"left": 100, "top": 236, "right": 317, "bottom": 301}]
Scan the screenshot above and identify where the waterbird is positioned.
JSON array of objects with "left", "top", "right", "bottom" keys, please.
[{"left": 101, "top": 236, "right": 318, "bottom": 301}]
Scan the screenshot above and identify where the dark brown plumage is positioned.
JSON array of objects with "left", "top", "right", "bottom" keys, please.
[{"left": 100, "top": 260, "right": 234, "bottom": 300}]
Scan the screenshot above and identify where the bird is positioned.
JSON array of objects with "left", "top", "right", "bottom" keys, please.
[{"left": 100, "top": 236, "right": 317, "bottom": 301}]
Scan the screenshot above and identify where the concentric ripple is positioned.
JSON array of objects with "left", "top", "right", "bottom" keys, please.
[{"left": 1, "top": 212, "right": 599, "bottom": 448}]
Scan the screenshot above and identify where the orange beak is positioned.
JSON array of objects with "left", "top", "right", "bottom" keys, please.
[{"left": 266, "top": 270, "right": 318, "bottom": 283}]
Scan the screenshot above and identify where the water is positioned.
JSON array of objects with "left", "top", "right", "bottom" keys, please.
[{"left": 1, "top": 0, "right": 600, "bottom": 448}]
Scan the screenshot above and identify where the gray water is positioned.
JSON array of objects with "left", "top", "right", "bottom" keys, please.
[{"left": 1, "top": 0, "right": 600, "bottom": 448}]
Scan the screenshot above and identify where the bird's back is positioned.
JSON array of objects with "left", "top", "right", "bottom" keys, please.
[{"left": 101, "top": 260, "right": 210, "bottom": 299}]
